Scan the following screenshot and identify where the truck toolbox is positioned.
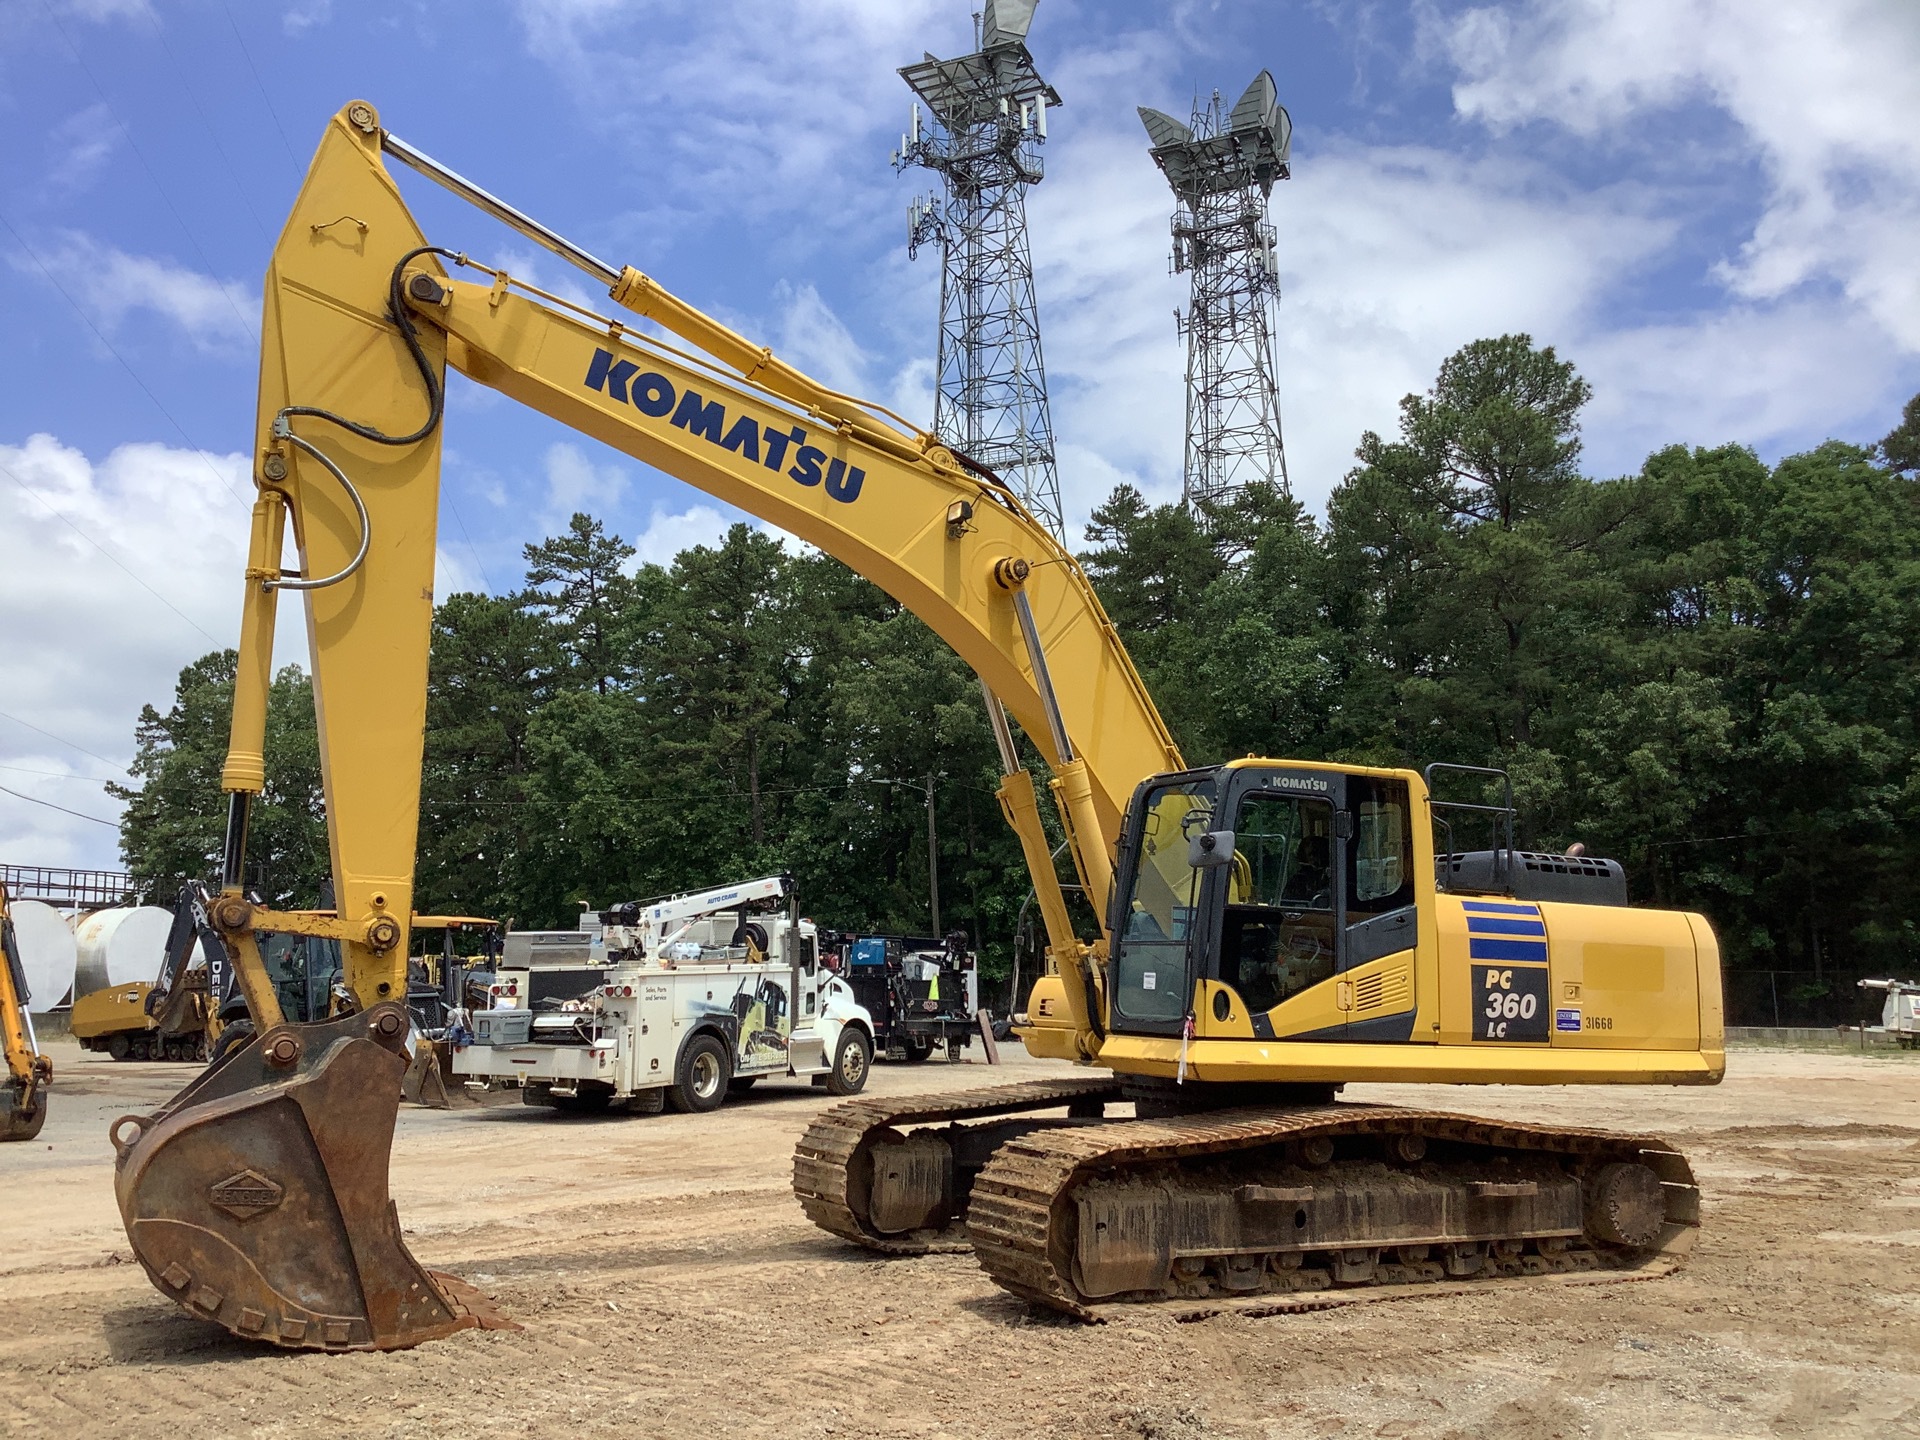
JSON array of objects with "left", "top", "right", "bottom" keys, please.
[{"left": 474, "top": 1009, "right": 532, "bottom": 1045}]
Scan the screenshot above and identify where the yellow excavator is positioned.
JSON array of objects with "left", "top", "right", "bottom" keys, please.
[
  {"left": 2, "top": 883, "right": 53, "bottom": 1140},
  {"left": 110, "top": 102, "right": 1722, "bottom": 1349}
]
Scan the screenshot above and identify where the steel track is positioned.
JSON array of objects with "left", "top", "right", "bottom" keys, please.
[{"left": 794, "top": 1080, "right": 1699, "bottom": 1320}]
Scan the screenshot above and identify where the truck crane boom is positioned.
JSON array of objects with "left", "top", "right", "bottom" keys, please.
[
  {"left": 110, "top": 103, "right": 1722, "bottom": 1349},
  {"left": 605, "top": 874, "right": 794, "bottom": 958}
]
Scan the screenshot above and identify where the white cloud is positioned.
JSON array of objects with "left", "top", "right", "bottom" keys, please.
[
  {"left": 0, "top": 435, "right": 256, "bottom": 869},
  {"left": 1579, "top": 299, "right": 1910, "bottom": 465},
  {"left": 61, "top": 0, "right": 152, "bottom": 20},
  {"left": 282, "top": 0, "right": 332, "bottom": 35},
  {"left": 0, "top": 433, "right": 507, "bottom": 868},
  {"left": 45, "top": 105, "right": 118, "bottom": 199},
  {"left": 493, "top": 0, "right": 1914, "bottom": 543},
  {"left": 626, "top": 504, "right": 743, "bottom": 569},
  {"left": 538, "top": 440, "right": 630, "bottom": 534},
  {"left": 509, "top": 0, "right": 951, "bottom": 247},
  {"left": 772, "top": 282, "right": 871, "bottom": 398},
  {"left": 1438, "top": 0, "right": 1920, "bottom": 350},
  {"left": 433, "top": 545, "right": 483, "bottom": 603},
  {"left": 1029, "top": 40, "right": 1676, "bottom": 519},
  {"left": 9, "top": 232, "right": 255, "bottom": 352}
]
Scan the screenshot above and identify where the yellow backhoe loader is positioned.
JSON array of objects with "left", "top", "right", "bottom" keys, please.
[
  {"left": 1, "top": 883, "right": 52, "bottom": 1141},
  {"left": 109, "top": 102, "right": 1722, "bottom": 1349}
]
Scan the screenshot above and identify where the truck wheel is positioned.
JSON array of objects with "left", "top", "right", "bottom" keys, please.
[
  {"left": 106, "top": 1033, "right": 130, "bottom": 1062},
  {"left": 668, "top": 1033, "right": 731, "bottom": 1113},
  {"left": 902, "top": 1037, "right": 934, "bottom": 1063},
  {"left": 521, "top": 1083, "right": 559, "bottom": 1108},
  {"left": 826, "top": 1029, "right": 871, "bottom": 1096}
]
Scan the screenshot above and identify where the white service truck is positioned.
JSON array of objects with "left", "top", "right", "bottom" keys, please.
[
  {"left": 452, "top": 875, "right": 875, "bottom": 1113},
  {"left": 1861, "top": 977, "right": 1920, "bottom": 1048}
]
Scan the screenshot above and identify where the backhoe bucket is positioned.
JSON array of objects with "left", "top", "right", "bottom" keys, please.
[
  {"left": 111, "top": 1002, "right": 510, "bottom": 1350},
  {"left": 1, "top": 1072, "right": 47, "bottom": 1142}
]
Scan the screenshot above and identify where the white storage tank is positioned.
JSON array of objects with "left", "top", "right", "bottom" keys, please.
[
  {"left": 73, "top": 905, "right": 173, "bottom": 998},
  {"left": 9, "top": 899, "right": 77, "bottom": 1011}
]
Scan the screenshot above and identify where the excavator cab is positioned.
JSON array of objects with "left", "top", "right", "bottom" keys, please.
[
  {"left": 1106, "top": 762, "right": 1421, "bottom": 1044},
  {"left": 1092, "top": 756, "right": 1713, "bottom": 1069}
]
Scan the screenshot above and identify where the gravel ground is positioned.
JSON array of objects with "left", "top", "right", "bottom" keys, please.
[{"left": 2, "top": 1039, "right": 1916, "bottom": 1438}]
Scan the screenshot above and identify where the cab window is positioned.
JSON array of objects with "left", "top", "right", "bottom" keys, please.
[
  {"left": 1348, "top": 777, "right": 1415, "bottom": 920},
  {"left": 1218, "top": 794, "right": 1336, "bottom": 1014},
  {"left": 1111, "top": 781, "right": 1213, "bottom": 1024}
]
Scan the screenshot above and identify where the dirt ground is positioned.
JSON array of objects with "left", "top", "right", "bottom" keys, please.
[{"left": 2, "top": 1040, "right": 1918, "bottom": 1439}]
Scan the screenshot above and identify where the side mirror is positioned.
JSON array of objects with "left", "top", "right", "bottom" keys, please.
[{"left": 1188, "top": 829, "right": 1236, "bottom": 868}]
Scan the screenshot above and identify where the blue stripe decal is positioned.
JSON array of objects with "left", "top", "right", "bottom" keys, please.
[
  {"left": 1469, "top": 937, "right": 1549, "bottom": 962},
  {"left": 1466, "top": 916, "right": 1548, "bottom": 937},
  {"left": 1460, "top": 900, "right": 1540, "bottom": 916}
]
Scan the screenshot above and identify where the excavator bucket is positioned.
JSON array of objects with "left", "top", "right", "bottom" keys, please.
[
  {"left": 400, "top": 1038, "right": 478, "bottom": 1109},
  {"left": 112, "top": 1002, "right": 512, "bottom": 1349}
]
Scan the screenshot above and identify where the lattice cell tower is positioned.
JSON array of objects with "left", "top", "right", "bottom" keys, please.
[
  {"left": 1139, "top": 71, "right": 1293, "bottom": 508},
  {"left": 895, "top": 0, "right": 1064, "bottom": 536}
]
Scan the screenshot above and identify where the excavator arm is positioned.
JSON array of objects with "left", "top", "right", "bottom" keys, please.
[
  {"left": 215, "top": 103, "right": 1177, "bottom": 1047},
  {"left": 113, "top": 100, "right": 1177, "bottom": 1349}
]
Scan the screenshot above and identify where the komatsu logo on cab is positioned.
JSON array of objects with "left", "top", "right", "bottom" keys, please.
[{"left": 583, "top": 348, "right": 865, "bottom": 503}]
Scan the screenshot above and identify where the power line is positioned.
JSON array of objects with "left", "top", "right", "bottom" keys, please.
[
  {"left": 220, "top": 2, "right": 300, "bottom": 169},
  {"left": 445, "top": 491, "right": 497, "bottom": 595},
  {"left": 0, "top": 761, "right": 119, "bottom": 784},
  {"left": 0, "top": 782, "right": 117, "bottom": 828},
  {"left": 0, "top": 455, "right": 223, "bottom": 647},
  {"left": 39, "top": 0, "right": 261, "bottom": 347},
  {"left": 0, "top": 707, "right": 126, "bottom": 771},
  {"left": 0, "top": 210, "right": 251, "bottom": 509},
  {"left": 140, "top": 5, "right": 275, "bottom": 247}
]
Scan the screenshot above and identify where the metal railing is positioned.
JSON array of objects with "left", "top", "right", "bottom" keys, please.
[
  {"left": 1422, "top": 764, "right": 1516, "bottom": 893},
  {"left": 0, "top": 863, "right": 141, "bottom": 909}
]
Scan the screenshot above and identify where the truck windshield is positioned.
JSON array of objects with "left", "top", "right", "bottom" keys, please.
[{"left": 1111, "top": 779, "right": 1214, "bottom": 1025}]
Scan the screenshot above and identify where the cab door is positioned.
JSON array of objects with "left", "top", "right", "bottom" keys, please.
[
  {"left": 1210, "top": 774, "right": 1421, "bottom": 1043},
  {"left": 1108, "top": 776, "right": 1220, "bottom": 1037},
  {"left": 1210, "top": 787, "right": 1343, "bottom": 1037}
]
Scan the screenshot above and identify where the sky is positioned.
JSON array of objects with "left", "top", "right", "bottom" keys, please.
[{"left": 1, "top": 0, "right": 1916, "bottom": 872}]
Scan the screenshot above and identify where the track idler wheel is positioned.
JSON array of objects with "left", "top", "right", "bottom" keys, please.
[
  {"left": 111, "top": 1002, "right": 511, "bottom": 1350},
  {"left": 1584, "top": 1162, "right": 1667, "bottom": 1248}
]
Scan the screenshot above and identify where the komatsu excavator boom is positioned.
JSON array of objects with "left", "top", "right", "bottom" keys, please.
[{"left": 112, "top": 103, "right": 1722, "bottom": 1348}]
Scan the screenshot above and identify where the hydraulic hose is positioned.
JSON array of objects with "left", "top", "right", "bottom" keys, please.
[{"left": 265, "top": 244, "right": 460, "bottom": 591}]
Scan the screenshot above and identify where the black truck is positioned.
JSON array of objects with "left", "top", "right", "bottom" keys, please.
[{"left": 823, "top": 929, "right": 978, "bottom": 1062}]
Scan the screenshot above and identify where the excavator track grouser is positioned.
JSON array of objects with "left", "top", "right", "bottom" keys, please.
[{"left": 795, "top": 1081, "right": 1698, "bottom": 1319}]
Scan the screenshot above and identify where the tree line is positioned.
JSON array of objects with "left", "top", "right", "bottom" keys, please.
[{"left": 115, "top": 337, "right": 1920, "bottom": 1020}]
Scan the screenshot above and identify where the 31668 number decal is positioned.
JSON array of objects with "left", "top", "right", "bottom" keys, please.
[{"left": 1473, "top": 963, "right": 1550, "bottom": 1041}]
